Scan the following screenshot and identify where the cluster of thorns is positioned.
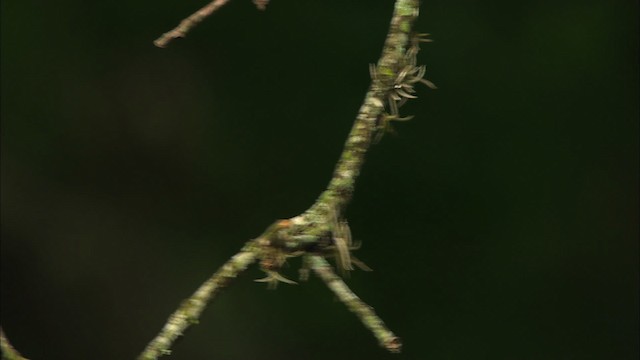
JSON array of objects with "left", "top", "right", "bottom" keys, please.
[
  {"left": 371, "top": 33, "right": 437, "bottom": 142},
  {"left": 254, "top": 212, "right": 371, "bottom": 289}
]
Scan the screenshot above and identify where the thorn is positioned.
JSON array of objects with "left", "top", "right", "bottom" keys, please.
[
  {"left": 255, "top": 270, "right": 298, "bottom": 289},
  {"left": 391, "top": 115, "right": 415, "bottom": 122},
  {"left": 396, "top": 88, "right": 418, "bottom": 99},
  {"left": 420, "top": 78, "right": 438, "bottom": 89},
  {"left": 351, "top": 256, "right": 373, "bottom": 272}
]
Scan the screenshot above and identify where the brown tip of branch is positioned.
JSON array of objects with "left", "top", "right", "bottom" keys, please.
[
  {"left": 154, "top": 32, "right": 186, "bottom": 48},
  {"left": 253, "top": 0, "right": 270, "bottom": 11},
  {"left": 153, "top": 33, "right": 174, "bottom": 48},
  {"left": 385, "top": 336, "right": 402, "bottom": 353},
  {"left": 153, "top": 39, "right": 168, "bottom": 48}
]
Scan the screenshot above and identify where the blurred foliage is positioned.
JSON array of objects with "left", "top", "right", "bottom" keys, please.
[{"left": 1, "top": 1, "right": 638, "bottom": 359}]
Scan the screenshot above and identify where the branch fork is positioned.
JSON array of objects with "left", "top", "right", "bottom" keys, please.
[{"left": 138, "top": 0, "right": 433, "bottom": 359}]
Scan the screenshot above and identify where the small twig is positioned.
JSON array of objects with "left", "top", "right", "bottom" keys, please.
[
  {"left": 154, "top": 0, "right": 233, "bottom": 48},
  {"left": 0, "top": 328, "right": 29, "bottom": 360},
  {"left": 154, "top": 0, "right": 272, "bottom": 48},
  {"left": 308, "top": 256, "right": 402, "bottom": 353}
]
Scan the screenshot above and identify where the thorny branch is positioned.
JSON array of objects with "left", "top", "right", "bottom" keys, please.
[{"left": 139, "top": 0, "right": 434, "bottom": 359}]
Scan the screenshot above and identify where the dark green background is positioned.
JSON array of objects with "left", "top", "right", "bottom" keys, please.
[{"left": 1, "top": 1, "right": 638, "bottom": 359}]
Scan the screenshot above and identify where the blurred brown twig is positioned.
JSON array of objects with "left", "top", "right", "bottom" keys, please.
[{"left": 154, "top": 0, "right": 270, "bottom": 48}]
